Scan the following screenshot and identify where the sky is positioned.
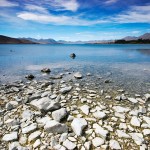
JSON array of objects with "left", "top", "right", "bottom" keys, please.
[{"left": 0, "top": 0, "right": 150, "bottom": 41}]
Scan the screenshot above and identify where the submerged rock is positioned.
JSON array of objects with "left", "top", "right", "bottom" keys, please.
[
  {"left": 70, "top": 53, "right": 76, "bottom": 59},
  {"left": 25, "top": 74, "right": 35, "bottom": 80},
  {"left": 41, "top": 68, "right": 51, "bottom": 73},
  {"left": 59, "top": 86, "right": 72, "bottom": 94},
  {"left": 74, "top": 72, "right": 82, "bottom": 79}
]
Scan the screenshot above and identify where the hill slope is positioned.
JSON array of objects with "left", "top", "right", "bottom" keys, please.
[{"left": 0, "top": 35, "right": 37, "bottom": 44}]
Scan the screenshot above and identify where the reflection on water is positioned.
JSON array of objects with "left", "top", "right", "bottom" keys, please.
[
  {"left": 0, "top": 44, "right": 150, "bottom": 94},
  {"left": 136, "top": 49, "right": 150, "bottom": 56}
]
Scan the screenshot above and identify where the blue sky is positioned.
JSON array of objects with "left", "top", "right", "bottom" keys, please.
[{"left": 0, "top": 0, "right": 150, "bottom": 41}]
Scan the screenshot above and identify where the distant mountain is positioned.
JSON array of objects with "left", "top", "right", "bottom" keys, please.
[
  {"left": 122, "top": 36, "right": 138, "bottom": 41},
  {"left": 122, "top": 33, "right": 150, "bottom": 41},
  {"left": 139, "top": 33, "right": 150, "bottom": 40},
  {"left": 21, "top": 38, "right": 59, "bottom": 44},
  {"left": 0, "top": 35, "right": 37, "bottom": 44}
]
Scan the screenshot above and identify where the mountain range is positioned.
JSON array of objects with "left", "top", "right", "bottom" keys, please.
[{"left": 0, "top": 33, "right": 150, "bottom": 44}]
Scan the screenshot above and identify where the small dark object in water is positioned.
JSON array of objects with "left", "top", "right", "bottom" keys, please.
[
  {"left": 10, "top": 50, "right": 13, "bottom": 52},
  {"left": 25, "top": 74, "right": 35, "bottom": 80},
  {"left": 70, "top": 53, "right": 76, "bottom": 59},
  {"left": 41, "top": 68, "right": 51, "bottom": 73},
  {"left": 104, "top": 79, "right": 112, "bottom": 83}
]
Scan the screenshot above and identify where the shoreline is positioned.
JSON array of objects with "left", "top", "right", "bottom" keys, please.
[{"left": 0, "top": 70, "right": 150, "bottom": 150}]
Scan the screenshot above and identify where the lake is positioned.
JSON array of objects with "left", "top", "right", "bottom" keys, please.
[{"left": 0, "top": 44, "right": 150, "bottom": 94}]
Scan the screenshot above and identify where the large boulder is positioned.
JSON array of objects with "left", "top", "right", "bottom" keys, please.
[
  {"left": 71, "top": 118, "right": 87, "bottom": 136},
  {"left": 30, "top": 97, "right": 60, "bottom": 112},
  {"left": 52, "top": 108, "right": 67, "bottom": 122},
  {"left": 44, "top": 120, "right": 68, "bottom": 134}
]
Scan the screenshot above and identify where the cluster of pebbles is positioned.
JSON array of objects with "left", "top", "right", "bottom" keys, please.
[{"left": 0, "top": 68, "right": 150, "bottom": 150}]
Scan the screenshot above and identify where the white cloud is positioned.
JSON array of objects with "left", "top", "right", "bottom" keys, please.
[
  {"left": 112, "top": 5, "right": 150, "bottom": 23},
  {"left": 0, "top": 0, "right": 18, "bottom": 7},
  {"left": 24, "top": 4, "right": 48, "bottom": 13},
  {"left": 104, "top": 0, "right": 118, "bottom": 5},
  {"left": 17, "top": 12, "right": 108, "bottom": 26},
  {"left": 48, "top": 0, "right": 79, "bottom": 12}
]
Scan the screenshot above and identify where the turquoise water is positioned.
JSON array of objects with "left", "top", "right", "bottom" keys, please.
[{"left": 0, "top": 44, "right": 150, "bottom": 93}]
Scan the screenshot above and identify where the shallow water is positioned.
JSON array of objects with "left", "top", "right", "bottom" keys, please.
[{"left": 0, "top": 44, "right": 150, "bottom": 94}]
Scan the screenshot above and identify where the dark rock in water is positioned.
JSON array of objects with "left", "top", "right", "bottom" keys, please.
[
  {"left": 50, "top": 75, "right": 63, "bottom": 79},
  {"left": 70, "top": 53, "right": 76, "bottom": 59},
  {"left": 25, "top": 74, "right": 35, "bottom": 80},
  {"left": 41, "top": 68, "right": 51, "bottom": 73},
  {"left": 104, "top": 79, "right": 111, "bottom": 83}
]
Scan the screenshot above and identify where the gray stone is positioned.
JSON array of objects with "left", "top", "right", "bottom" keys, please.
[
  {"left": 116, "top": 130, "right": 130, "bottom": 138},
  {"left": 71, "top": 118, "right": 87, "bottom": 136},
  {"left": 92, "top": 137, "right": 104, "bottom": 147},
  {"left": 52, "top": 108, "right": 67, "bottom": 122},
  {"left": 59, "top": 86, "right": 72, "bottom": 94},
  {"left": 93, "top": 123, "right": 108, "bottom": 139},
  {"left": 128, "top": 98, "right": 138, "bottom": 103},
  {"left": 144, "top": 93, "right": 150, "bottom": 101},
  {"left": 6, "top": 101, "right": 18, "bottom": 110},
  {"left": 80, "top": 105, "right": 90, "bottom": 115},
  {"left": 28, "top": 131, "right": 41, "bottom": 142},
  {"left": 93, "top": 111, "right": 106, "bottom": 119},
  {"left": 74, "top": 72, "right": 82, "bottom": 79},
  {"left": 130, "top": 116, "right": 141, "bottom": 127},
  {"left": 22, "top": 123, "right": 37, "bottom": 134},
  {"left": 129, "top": 133, "right": 144, "bottom": 145},
  {"left": 30, "top": 97, "right": 60, "bottom": 112},
  {"left": 63, "top": 139, "right": 76, "bottom": 150},
  {"left": 44, "top": 120, "right": 68, "bottom": 134}
]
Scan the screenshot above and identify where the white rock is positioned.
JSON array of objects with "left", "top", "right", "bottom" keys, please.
[
  {"left": 59, "top": 86, "right": 72, "bottom": 94},
  {"left": 80, "top": 105, "right": 90, "bottom": 115},
  {"left": 33, "top": 139, "right": 41, "bottom": 148},
  {"left": 143, "top": 129, "right": 150, "bottom": 136},
  {"left": 119, "top": 123, "right": 127, "bottom": 130},
  {"left": 113, "top": 106, "right": 130, "bottom": 113},
  {"left": 30, "top": 97, "right": 60, "bottom": 112},
  {"left": 22, "top": 123, "right": 37, "bottom": 134},
  {"left": 143, "top": 116, "right": 150, "bottom": 126},
  {"left": 28, "top": 131, "right": 41, "bottom": 142},
  {"left": 93, "top": 123, "right": 108, "bottom": 139},
  {"left": 144, "top": 93, "right": 150, "bottom": 101},
  {"left": 19, "top": 136, "right": 27, "bottom": 145},
  {"left": 109, "top": 140, "right": 121, "bottom": 150},
  {"left": 63, "top": 139, "right": 76, "bottom": 150},
  {"left": 52, "top": 108, "right": 67, "bottom": 122},
  {"left": 93, "top": 111, "right": 106, "bottom": 119},
  {"left": 84, "top": 141, "right": 91, "bottom": 150},
  {"left": 129, "top": 133, "right": 144, "bottom": 145},
  {"left": 21, "top": 110, "right": 34, "bottom": 121},
  {"left": 74, "top": 72, "right": 82, "bottom": 79},
  {"left": 128, "top": 98, "right": 138, "bottom": 103},
  {"left": 2, "top": 132, "right": 18, "bottom": 142},
  {"left": 59, "top": 133, "right": 68, "bottom": 143},
  {"left": 71, "top": 118, "right": 87, "bottom": 136},
  {"left": 44, "top": 120, "right": 68, "bottom": 134},
  {"left": 130, "top": 116, "right": 141, "bottom": 127},
  {"left": 92, "top": 137, "right": 104, "bottom": 147},
  {"left": 36, "top": 116, "right": 52, "bottom": 126},
  {"left": 116, "top": 130, "right": 130, "bottom": 138}
]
